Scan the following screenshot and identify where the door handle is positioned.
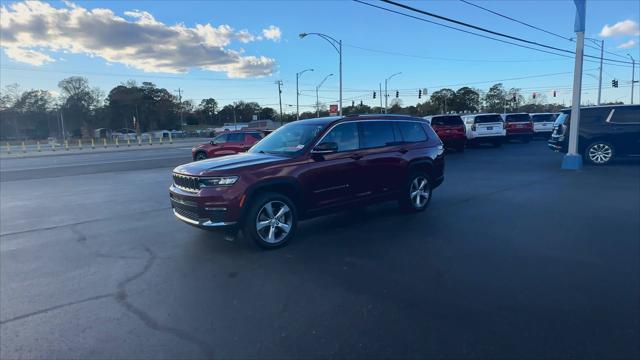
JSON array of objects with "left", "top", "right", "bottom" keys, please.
[{"left": 350, "top": 154, "right": 363, "bottom": 160}]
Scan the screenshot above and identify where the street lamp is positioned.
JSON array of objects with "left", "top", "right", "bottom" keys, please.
[
  {"left": 316, "top": 73, "right": 334, "bottom": 118},
  {"left": 296, "top": 68, "right": 314, "bottom": 121},
  {"left": 299, "top": 32, "right": 342, "bottom": 116},
  {"left": 627, "top": 54, "right": 636, "bottom": 104},
  {"left": 384, "top": 72, "right": 401, "bottom": 114}
]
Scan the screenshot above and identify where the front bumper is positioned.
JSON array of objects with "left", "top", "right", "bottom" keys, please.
[{"left": 169, "top": 185, "right": 243, "bottom": 230}]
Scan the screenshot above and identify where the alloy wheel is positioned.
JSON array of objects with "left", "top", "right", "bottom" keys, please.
[
  {"left": 410, "top": 177, "right": 430, "bottom": 209},
  {"left": 196, "top": 152, "right": 207, "bottom": 160},
  {"left": 588, "top": 143, "right": 612, "bottom": 164},
  {"left": 255, "top": 201, "right": 292, "bottom": 244}
]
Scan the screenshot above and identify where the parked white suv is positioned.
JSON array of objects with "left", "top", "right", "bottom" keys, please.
[
  {"left": 530, "top": 113, "right": 557, "bottom": 137},
  {"left": 461, "top": 113, "right": 506, "bottom": 147}
]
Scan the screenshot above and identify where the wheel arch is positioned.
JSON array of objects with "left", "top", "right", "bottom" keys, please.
[{"left": 243, "top": 178, "right": 305, "bottom": 218}]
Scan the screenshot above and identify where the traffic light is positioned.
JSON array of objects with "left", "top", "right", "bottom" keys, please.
[
  {"left": 360, "top": 100, "right": 363, "bottom": 106},
  {"left": 373, "top": 91, "right": 376, "bottom": 99},
  {"left": 512, "top": 94, "right": 517, "bottom": 101},
  {"left": 533, "top": 92, "right": 537, "bottom": 99},
  {"left": 612, "top": 79, "right": 619, "bottom": 88},
  {"left": 418, "top": 89, "right": 422, "bottom": 99},
  {"left": 553, "top": 90, "right": 557, "bottom": 97},
  {"left": 395, "top": 90, "right": 399, "bottom": 98},
  {"left": 352, "top": 100, "right": 355, "bottom": 107}
]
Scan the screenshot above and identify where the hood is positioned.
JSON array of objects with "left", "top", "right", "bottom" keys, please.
[{"left": 173, "top": 152, "right": 287, "bottom": 176}]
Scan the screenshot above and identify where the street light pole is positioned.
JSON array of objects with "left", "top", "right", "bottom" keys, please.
[
  {"left": 296, "top": 68, "right": 314, "bottom": 121},
  {"left": 316, "top": 74, "right": 333, "bottom": 118},
  {"left": 299, "top": 33, "right": 343, "bottom": 115},
  {"left": 276, "top": 80, "right": 283, "bottom": 126},
  {"left": 384, "top": 72, "right": 401, "bottom": 114},
  {"left": 597, "top": 40, "right": 603, "bottom": 105},
  {"left": 628, "top": 54, "right": 636, "bottom": 104}
]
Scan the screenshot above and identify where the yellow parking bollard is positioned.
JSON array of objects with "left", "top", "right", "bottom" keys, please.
[
  {"left": 169, "top": 132, "right": 173, "bottom": 144},
  {"left": 51, "top": 142, "right": 56, "bottom": 152},
  {"left": 37, "top": 141, "right": 41, "bottom": 152},
  {"left": 6, "top": 142, "right": 11, "bottom": 154},
  {"left": 159, "top": 136, "right": 163, "bottom": 145},
  {"left": 148, "top": 136, "right": 153, "bottom": 145},
  {"left": 138, "top": 137, "right": 142, "bottom": 146},
  {"left": 103, "top": 138, "right": 107, "bottom": 149},
  {"left": 64, "top": 140, "right": 69, "bottom": 151},
  {"left": 127, "top": 138, "right": 131, "bottom": 147},
  {"left": 78, "top": 139, "right": 83, "bottom": 150},
  {"left": 115, "top": 137, "right": 120, "bottom": 148},
  {"left": 91, "top": 138, "right": 95, "bottom": 149},
  {"left": 22, "top": 141, "right": 26, "bottom": 153}
]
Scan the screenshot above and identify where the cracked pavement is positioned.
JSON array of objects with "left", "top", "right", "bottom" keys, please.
[{"left": 1, "top": 141, "right": 639, "bottom": 359}]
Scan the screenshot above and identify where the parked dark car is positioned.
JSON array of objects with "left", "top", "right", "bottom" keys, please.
[
  {"left": 192, "top": 131, "right": 263, "bottom": 161},
  {"left": 501, "top": 113, "right": 533, "bottom": 142},
  {"left": 170, "top": 115, "right": 445, "bottom": 249},
  {"left": 548, "top": 104, "right": 640, "bottom": 165},
  {"left": 425, "top": 115, "right": 467, "bottom": 152}
]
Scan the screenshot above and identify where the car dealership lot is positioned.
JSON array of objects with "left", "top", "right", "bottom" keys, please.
[{"left": 1, "top": 141, "right": 638, "bottom": 359}]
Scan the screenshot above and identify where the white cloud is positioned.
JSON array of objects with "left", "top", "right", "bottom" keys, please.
[
  {"left": 262, "top": 25, "right": 282, "bottom": 42},
  {"left": 0, "top": 1, "right": 280, "bottom": 77},
  {"left": 599, "top": 20, "right": 640, "bottom": 37},
  {"left": 617, "top": 39, "right": 637, "bottom": 49}
]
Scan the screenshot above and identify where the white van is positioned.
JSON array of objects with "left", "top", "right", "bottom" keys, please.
[{"left": 460, "top": 113, "right": 506, "bottom": 147}]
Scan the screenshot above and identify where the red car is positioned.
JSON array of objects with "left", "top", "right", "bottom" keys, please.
[
  {"left": 171, "top": 115, "right": 445, "bottom": 249},
  {"left": 501, "top": 113, "right": 533, "bottom": 143},
  {"left": 192, "top": 131, "right": 263, "bottom": 161},
  {"left": 426, "top": 115, "right": 467, "bottom": 152}
]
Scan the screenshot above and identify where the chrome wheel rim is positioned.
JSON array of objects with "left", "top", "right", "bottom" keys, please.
[
  {"left": 410, "top": 177, "right": 430, "bottom": 209},
  {"left": 196, "top": 153, "right": 206, "bottom": 160},
  {"left": 256, "top": 201, "right": 292, "bottom": 244},
  {"left": 588, "top": 143, "right": 612, "bottom": 164}
]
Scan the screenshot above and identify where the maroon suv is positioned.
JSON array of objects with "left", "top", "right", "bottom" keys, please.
[
  {"left": 170, "top": 115, "right": 445, "bottom": 249},
  {"left": 192, "top": 131, "right": 263, "bottom": 161},
  {"left": 501, "top": 113, "right": 533, "bottom": 143},
  {"left": 426, "top": 115, "right": 467, "bottom": 152}
]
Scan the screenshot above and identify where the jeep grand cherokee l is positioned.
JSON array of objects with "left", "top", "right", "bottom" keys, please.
[
  {"left": 549, "top": 104, "right": 640, "bottom": 165},
  {"left": 192, "top": 131, "right": 263, "bottom": 161},
  {"left": 170, "top": 115, "right": 445, "bottom": 249}
]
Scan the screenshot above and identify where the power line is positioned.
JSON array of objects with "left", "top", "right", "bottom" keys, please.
[
  {"left": 355, "top": 0, "right": 633, "bottom": 66},
  {"left": 458, "top": 0, "right": 630, "bottom": 61}
]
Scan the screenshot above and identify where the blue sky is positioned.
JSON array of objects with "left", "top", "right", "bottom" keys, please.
[{"left": 1, "top": 0, "right": 639, "bottom": 112}]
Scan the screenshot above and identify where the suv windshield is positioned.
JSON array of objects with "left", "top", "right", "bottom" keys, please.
[
  {"left": 531, "top": 114, "right": 555, "bottom": 123},
  {"left": 249, "top": 122, "right": 324, "bottom": 155},
  {"left": 505, "top": 114, "right": 531, "bottom": 122},
  {"left": 431, "top": 116, "right": 463, "bottom": 126},
  {"left": 475, "top": 115, "right": 503, "bottom": 124}
]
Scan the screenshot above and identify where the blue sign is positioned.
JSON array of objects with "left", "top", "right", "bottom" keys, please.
[{"left": 574, "top": 0, "right": 586, "bottom": 32}]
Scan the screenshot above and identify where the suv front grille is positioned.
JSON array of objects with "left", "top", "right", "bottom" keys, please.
[
  {"left": 174, "top": 207, "right": 200, "bottom": 221},
  {"left": 173, "top": 173, "right": 200, "bottom": 192}
]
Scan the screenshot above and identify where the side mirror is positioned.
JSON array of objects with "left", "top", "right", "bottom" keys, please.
[{"left": 312, "top": 141, "right": 338, "bottom": 154}]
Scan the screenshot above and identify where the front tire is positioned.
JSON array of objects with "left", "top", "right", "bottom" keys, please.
[
  {"left": 585, "top": 141, "right": 615, "bottom": 165},
  {"left": 243, "top": 192, "right": 298, "bottom": 249},
  {"left": 400, "top": 171, "right": 432, "bottom": 212},
  {"left": 194, "top": 151, "right": 207, "bottom": 161}
]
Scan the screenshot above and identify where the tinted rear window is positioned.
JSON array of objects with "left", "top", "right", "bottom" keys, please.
[
  {"left": 397, "top": 121, "right": 428, "bottom": 142},
  {"left": 360, "top": 121, "right": 396, "bottom": 148},
  {"left": 531, "top": 114, "right": 555, "bottom": 123},
  {"left": 610, "top": 107, "right": 640, "bottom": 123},
  {"left": 505, "top": 114, "right": 531, "bottom": 122},
  {"left": 430, "top": 116, "right": 463, "bottom": 126},
  {"left": 475, "top": 115, "right": 503, "bottom": 124}
]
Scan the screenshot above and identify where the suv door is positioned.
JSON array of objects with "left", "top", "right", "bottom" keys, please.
[
  {"left": 304, "top": 122, "right": 364, "bottom": 209},
  {"left": 209, "top": 134, "right": 228, "bottom": 156},
  {"left": 608, "top": 106, "right": 640, "bottom": 155},
  {"left": 357, "top": 121, "right": 407, "bottom": 198},
  {"left": 225, "top": 132, "right": 246, "bottom": 154}
]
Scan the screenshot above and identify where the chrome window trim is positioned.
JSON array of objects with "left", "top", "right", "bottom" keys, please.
[
  {"left": 313, "top": 119, "right": 428, "bottom": 151},
  {"left": 605, "top": 108, "right": 640, "bottom": 124}
]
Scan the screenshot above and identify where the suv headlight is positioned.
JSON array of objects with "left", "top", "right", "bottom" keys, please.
[{"left": 199, "top": 176, "right": 239, "bottom": 187}]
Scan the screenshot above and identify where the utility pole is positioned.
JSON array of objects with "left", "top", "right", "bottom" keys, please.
[
  {"left": 60, "top": 112, "right": 66, "bottom": 142},
  {"left": 276, "top": 80, "right": 283, "bottom": 126},
  {"left": 562, "top": 0, "right": 586, "bottom": 170},
  {"left": 628, "top": 54, "right": 636, "bottom": 104},
  {"left": 296, "top": 68, "right": 313, "bottom": 121},
  {"left": 597, "top": 40, "right": 604, "bottom": 105},
  {"left": 176, "top": 88, "right": 183, "bottom": 131},
  {"left": 379, "top": 83, "right": 383, "bottom": 112}
]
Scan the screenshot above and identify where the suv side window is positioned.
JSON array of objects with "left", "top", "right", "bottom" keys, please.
[
  {"left": 321, "top": 122, "right": 359, "bottom": 152},
  {"left": 397, "top": 121, "right": 428, "bottom": 142},
  {"left": 360, "top": 121, "right": 396, "bottom": 149},
  {"left": 610, "top": 107, "right": 640, "bottom": 124},
  {"left": 227, "top": 133, "right": 245, "bottom": 142},
  {"left": 248, "top": 133, "right": 263, "bottom": 140},
  {"left": 213, "top": 134, "right": 227, "bottom": 143}
]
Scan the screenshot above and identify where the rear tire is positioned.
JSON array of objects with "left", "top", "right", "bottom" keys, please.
[
  {"left": 399, "top": 171, "right": 432, "bottom": 212},
  {"left": 584, "top": 141, "right": 615, "bottom": 165},
  {"left": 243, "top": 192, "right": 298, "bottom": 249}
]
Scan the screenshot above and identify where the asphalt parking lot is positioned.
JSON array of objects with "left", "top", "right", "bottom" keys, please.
[{"left": 1, "top": 140, "right": 639, "bottom": 359}]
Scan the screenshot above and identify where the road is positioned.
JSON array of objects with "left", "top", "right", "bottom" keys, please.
[{"left": 1, "top": 141, "right": 639, "bottom": 359}]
